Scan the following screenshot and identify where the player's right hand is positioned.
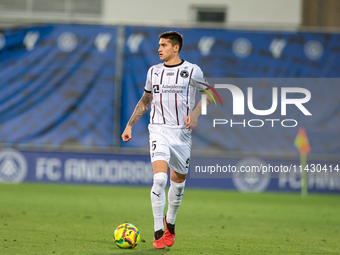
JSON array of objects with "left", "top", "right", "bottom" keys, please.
[{"left": 121, "top": 126, "right": 132, "bottom": 142}]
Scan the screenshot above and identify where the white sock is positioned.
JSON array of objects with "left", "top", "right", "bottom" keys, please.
[
  {"left": 151, "top": 172, "right": 168, "bottom": 232},
  {"left": 166, "top": 180, "right": 185, "bottom": 225}
]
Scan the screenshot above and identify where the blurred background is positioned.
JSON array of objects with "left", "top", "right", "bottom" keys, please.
[{"left": 0, "top": 0, "right": 339, "bottom": 193}]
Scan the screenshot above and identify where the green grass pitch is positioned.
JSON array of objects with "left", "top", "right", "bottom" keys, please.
[{"left": 1, "top": 183, "right": 339, "bottom": 254}]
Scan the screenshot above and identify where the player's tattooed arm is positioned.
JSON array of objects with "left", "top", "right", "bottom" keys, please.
[
  {"left": 205, "top": 95, "right": 213, "bottom": 105},
  {"left": 122, "top": 92, "right": 153, "bottom": 142},
  {"left": 127, "top": 92, "right": 153, "bottom": 127}
]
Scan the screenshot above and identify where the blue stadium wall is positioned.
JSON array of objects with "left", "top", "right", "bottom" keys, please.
[{"left": 0, "top": 24, "right": 339, "bottom": 193}]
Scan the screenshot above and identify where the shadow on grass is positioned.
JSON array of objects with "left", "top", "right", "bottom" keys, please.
[{"left": 94, "top": 247, "right": 172, "bottom": 255}]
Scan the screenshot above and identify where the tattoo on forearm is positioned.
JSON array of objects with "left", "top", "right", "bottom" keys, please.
[{"left": 128, "top": 93, "right": 153, "bottom": 127}]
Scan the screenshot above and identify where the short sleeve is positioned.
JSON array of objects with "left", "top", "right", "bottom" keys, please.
[
  {"left": 190, "top": 65, "right": 209, "bottom": 92},
  {"left": 144, "top": 67, "right": 153, "bottom": 93},
  {"left": 192, "top": 65, "right": 204, "bottom": 79}
]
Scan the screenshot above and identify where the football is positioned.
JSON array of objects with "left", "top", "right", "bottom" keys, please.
[{"left": 113, "top": 223, "right": 140, "bottom": 249}]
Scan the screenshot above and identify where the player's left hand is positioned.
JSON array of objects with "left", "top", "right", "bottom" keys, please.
[{"left": 185, "top": 114, "right": 198, "bottom": 131}]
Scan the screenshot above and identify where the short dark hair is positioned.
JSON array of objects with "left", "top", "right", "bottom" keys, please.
[{"left": 159, "top": 31, "right": 183, "bottom": 53}]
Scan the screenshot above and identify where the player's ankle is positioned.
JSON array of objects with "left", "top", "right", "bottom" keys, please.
[
  {"left": 154, "top": 229, "right": 164, "bottom": 240},
  {"left": 165, "top": 215, "right": 175, "bottom": 234},
  {"left": 166, "top": 222, "right": 175, "bottom": 234}
]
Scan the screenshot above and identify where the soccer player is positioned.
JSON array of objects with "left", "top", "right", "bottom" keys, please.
[{"left": 121, "top": 31, "right": 211, "bottom": 249}]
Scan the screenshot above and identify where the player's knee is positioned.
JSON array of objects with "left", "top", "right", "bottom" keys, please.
[
  {"left": 170, "top": 180, "right": 185, "bottom": 191},
  {"left": 153, "top": 172, "right": 168, "bottom": 189}
]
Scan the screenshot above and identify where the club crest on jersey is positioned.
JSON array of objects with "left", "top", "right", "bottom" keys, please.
[{"left": 180, "top": 70, "right": 189, "bottom": 78}]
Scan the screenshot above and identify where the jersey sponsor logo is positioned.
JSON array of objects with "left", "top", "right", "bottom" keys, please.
[
  {"left": 180, "top": 70, "right": 189, "bottom": 78},
  {"left": 153, "top": 85, "right": 160, "bottom": 93},
  {"left": 167, "top": 72, "right": 175, "bottom": 76},
  {"left": 0, "top": 149, "right": 28, "bottom": 183},
  {"left": 161, "top": 84, "right": 186, "bottom": 94}
]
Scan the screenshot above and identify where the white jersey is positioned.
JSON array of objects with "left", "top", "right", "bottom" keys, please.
[{"left": 144, "top": 60, "right": 206, "bottom": 127}]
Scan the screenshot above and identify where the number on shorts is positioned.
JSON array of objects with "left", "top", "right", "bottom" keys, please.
[{"left": 152, "top": 141, "right": 156, "bottom": 151}]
